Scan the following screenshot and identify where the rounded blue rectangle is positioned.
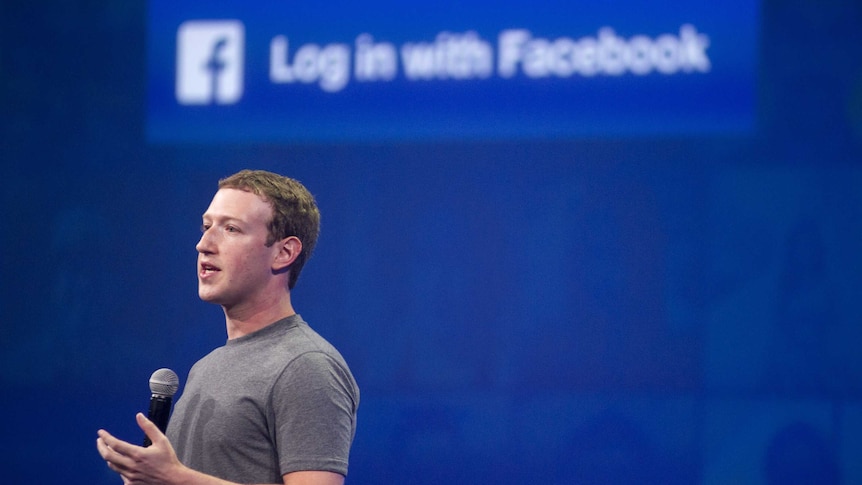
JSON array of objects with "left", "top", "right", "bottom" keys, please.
[{"left": 147, "top": 0, "right": 759, "bottom": 143}]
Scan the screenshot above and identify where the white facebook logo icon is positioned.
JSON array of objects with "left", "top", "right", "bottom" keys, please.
[{"left": 176, "top": 20, "right": 244, "bottom": 105}]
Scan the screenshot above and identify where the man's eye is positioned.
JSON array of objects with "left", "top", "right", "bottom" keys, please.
[
  {"left": 201, "top": 224, "right": 211, "bottom": 232},
  {"left": 226, "top": 226, "right": 239, "bottom": 233}
]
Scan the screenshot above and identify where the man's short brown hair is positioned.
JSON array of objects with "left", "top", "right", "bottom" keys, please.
[{"left": 218, "top": 169, "right": 320, "bottom": 289}]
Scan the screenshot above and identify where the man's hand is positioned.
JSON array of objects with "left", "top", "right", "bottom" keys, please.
[
  {"left": 97, "top": 412, "right": 187, "bottom": 485},
  {"left": 97, "top": 413, "right": 344, "bottom": 485}
]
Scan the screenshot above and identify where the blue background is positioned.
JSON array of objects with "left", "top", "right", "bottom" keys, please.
[{"left": 2, "top": 1, "right": 862, "bottom": 484}]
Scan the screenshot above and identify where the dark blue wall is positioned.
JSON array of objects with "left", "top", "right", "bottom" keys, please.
[{"left": 2, "top": 1, "right": 861, "bottom": 483}]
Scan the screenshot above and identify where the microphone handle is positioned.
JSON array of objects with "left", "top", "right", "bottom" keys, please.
[{"left": 143, "top": 395, "right": 173, "bottom": 447}]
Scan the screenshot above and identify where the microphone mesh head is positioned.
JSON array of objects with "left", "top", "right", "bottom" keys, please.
[{"left": 149, "top": 368, "right": 180, "bottom": 397}]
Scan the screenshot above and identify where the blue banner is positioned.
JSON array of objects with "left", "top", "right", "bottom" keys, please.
[{"left": 147, "top": 0, "right": 759, "bottom": 143}]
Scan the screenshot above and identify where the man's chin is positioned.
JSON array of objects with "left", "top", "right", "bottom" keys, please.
[{"left": 197, "top": 289, "right": 221, "bottom": 304}]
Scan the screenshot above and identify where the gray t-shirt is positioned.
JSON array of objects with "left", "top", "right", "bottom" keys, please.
[{"left": 166, "top": 315, "right": 359, "bottom": 483}]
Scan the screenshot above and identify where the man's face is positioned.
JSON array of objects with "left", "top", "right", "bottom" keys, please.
[{"left": 196, "top": 188, "right": 280, "bottom": 308}]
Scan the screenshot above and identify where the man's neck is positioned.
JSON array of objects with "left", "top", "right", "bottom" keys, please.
[{"left": 222, "top": 295, "right": 296, "bottom": 340}]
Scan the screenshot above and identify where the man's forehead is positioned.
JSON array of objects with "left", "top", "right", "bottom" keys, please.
[{"left": 203, "top": 188, "right": 272, "bottom": 220}]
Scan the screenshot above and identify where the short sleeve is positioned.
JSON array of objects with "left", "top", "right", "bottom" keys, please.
[{"left": 270, "top": 351, "right": 359, "bottom": 476}]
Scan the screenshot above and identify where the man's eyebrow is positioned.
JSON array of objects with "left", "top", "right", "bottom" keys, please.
[{"left": 201, "top": 214, "right": 246, "bottom": 224}]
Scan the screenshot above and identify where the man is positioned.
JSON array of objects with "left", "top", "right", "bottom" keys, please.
[{"left": 97, "top": 170, "right": 359, "bottom": 485}]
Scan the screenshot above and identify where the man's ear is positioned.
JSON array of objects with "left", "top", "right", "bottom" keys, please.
[{"left": 273, "top": 236, "right": 302, "bottom": 272}]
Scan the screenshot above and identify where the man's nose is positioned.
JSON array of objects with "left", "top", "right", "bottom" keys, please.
[{"left": 196, "top": 229, "right": 216, "bottom": 253}]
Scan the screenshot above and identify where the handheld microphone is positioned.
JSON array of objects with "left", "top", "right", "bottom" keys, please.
[{"left": 143, "top": 368, "right": 180, "bottom": 447}]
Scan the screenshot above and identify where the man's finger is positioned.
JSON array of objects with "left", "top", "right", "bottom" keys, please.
[
  {"left": 97, "top": 433, "right": 133, "bottom": 472},
  {"left": 97, "top": 429, "right": 139, "bottom": 459},
  {"left": 96, "top": 436, "right": 111, "bottom": 459},
  {"left": 136, "top": 412, "right": 164, "bottom": 445}
]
